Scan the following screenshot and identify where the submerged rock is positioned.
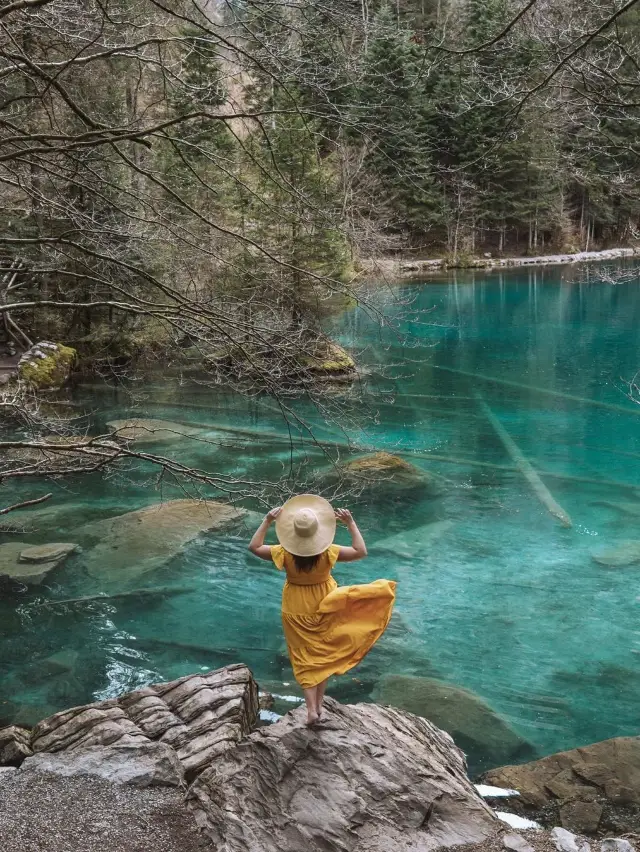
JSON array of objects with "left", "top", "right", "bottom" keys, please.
[
  {"left": 0, "top": 501, "right": 128, "bottom": 535},
  {"left": 106, "top": 417, "right": 205, "bottom": 445},
  {"left": 373, "top": 674, "right": 534, "bottom": 769},
  {"left": 482, "top": 735, "right": 640, "bottom": 835},
  {"left": 19, "top": 543, "right": 78, "bottom": 564},
  {"left": 591, "top": 540, "right": 640, "bottom": 567},
  {"left": 18, "top": 342, "right": 76, "bottom": 390},
  {"left": 372, "top": 519, "right": 453, "bottom": 557},
  {"left": 74, "top": 499, "right": 247, "bottom": 583},
  {"left": 187, "top": 698, "right": 498, "bottom": 852},
  {"left": 37, "top": 650, "right": 80, "bottom": 678},
  {"left": 0, "top": 541, "right": 78, "bottom": 584}
]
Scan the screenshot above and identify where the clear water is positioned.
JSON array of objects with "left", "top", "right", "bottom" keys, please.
[{"left": 2, "top": 263, "right": 639, "bottom": 774}]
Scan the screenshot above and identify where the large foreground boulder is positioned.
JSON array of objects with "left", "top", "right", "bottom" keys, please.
[
  {"left": 187, "top": 698, "right": 498, "bottom": 852},
  {"left": 29, "top": 664, "right": 258, "bottom": 781},
  {"left": 73, "top": 498, "right": 247, "bottom": 583},
  {"left": 482, "top": 735, "right": 640, "bottom": 835},
  {"left": 373, "top": 675, "right": 535, "bottom": 769}
]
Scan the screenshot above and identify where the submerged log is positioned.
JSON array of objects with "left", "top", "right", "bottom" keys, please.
[
  {"left": 134, "top": 636, "right": 280, "bottom": 656},
  {"left": 36, "top": 586, "right": 196, "bottom": 607},
  {"left": 433, "top": 364, "right": 639, "bottom": 417},
  {"left": 124, "top": 400, "right": 638, "bottom": 493},
  {"left": 405, "top": 449, "right": 636, "bottom": 492},
  {"left": 474, "top": 394, "right": 572, "bottom": 527}
]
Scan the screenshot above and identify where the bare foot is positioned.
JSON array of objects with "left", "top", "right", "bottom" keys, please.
[{"left": 306, "top": 710, "right": 319, "bottom": 727}]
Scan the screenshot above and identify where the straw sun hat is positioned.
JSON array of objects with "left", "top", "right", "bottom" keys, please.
[{"left": 275, "top": 494, "right": 336, "bottom": 557}]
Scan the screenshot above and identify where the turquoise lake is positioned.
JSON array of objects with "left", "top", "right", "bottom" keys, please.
[{"left": 1, "top": 263, "right": 639, "bottom": 774}]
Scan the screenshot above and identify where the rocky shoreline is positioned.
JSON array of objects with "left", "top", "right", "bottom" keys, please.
[
  {"left": 0, "top": 665, "right": 637, "bottom": 852},
  {"left": 362, "top": 247, "right": 640, "bottom": 280}
]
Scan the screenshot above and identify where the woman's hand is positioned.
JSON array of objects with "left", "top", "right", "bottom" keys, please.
[
  {"left": 335, "top": 508, "right": 354, "bottom": 526},
  {"left": 335, "top": 508, "right": 367, "bottom": 561},
  {"left": 248, "top": 507, "right": 281, "bottom": 560}
]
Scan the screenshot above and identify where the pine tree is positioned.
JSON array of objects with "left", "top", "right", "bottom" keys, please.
[
  {"left": 162, "top": 27, "right": 235, "bottom": 211},
  {"left": 356, "top": 3, "right": 443, "bottom": 238}
]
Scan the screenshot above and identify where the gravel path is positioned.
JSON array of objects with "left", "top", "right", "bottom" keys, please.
[{"left": 0, "top": 768, "right": 211, "bottom": 852}]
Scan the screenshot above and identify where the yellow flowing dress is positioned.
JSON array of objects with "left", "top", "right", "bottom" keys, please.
[{"left": 271, "top": 543, "right": 397, "bottom": 689}]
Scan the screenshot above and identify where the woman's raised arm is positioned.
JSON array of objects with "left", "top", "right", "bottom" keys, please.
[
  {"left": 248, "top": 507, "right": 281, "bottom": 561},
  {"left": 335, "top": 509, "right": 368, "bottom": 562}
]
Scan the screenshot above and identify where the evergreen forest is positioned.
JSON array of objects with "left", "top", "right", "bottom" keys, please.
[{"left": 1, "top": 0, "right": 639, "bottom": 385}]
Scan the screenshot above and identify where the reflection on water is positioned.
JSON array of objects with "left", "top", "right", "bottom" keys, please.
[{"left": 2, "top": 264, "right": 640, "bottom": 773}]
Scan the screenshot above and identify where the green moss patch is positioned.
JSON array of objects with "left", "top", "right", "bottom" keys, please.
[{"left": 18, "top": 343, "right": 77, "bottom": 390}]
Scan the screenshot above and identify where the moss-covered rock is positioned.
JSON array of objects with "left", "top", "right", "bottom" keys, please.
[
  {"left": 18, "top": 342, "right": 76, "bottom": 390},
  {"left": 301, "top": 340, "right": 355, "bottom": 376},
  {"left": 321, "top": 451, "right": 443, "bottom": 495}
]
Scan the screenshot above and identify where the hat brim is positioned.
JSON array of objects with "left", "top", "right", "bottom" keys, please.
[{"left": 275, "top": 494, "right": 336, "bottom": 557}]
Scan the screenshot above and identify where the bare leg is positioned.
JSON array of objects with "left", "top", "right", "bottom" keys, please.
[
  {"left": 303, "top": 687, "right": 319, "bottom": 726},
  {"left": 316, "top": 679, "right": 329, "bottom": 718}
]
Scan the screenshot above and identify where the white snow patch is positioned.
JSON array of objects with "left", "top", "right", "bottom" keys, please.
[
  {"left": 272, "top": 693, "right": 304, "bottom": 703},
  {"left": 496, "top": 812, "right": 541, "bottom": 830},
  {"left": 475, "top": 784, "right": 520, "bottom": 798},
  {"left": 259, "top": 710, "right": 282, "bottom": 723}
]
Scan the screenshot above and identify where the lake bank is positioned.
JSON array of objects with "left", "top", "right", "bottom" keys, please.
[{"left": 362, "top": 247, "right": 640, "bottom": 281}]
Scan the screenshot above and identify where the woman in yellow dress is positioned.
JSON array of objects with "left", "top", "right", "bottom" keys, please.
[{"left": 248, "top": 494, "right": 396, "bottom": 726}]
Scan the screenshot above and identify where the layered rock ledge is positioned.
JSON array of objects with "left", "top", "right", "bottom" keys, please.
[{"left": 1, "top": 664, "right": 258, "bottom": 783}]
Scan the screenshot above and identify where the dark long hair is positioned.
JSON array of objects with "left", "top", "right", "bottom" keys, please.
[{"left": 292, "top": 552, "right": 322, "bottom": 573}]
